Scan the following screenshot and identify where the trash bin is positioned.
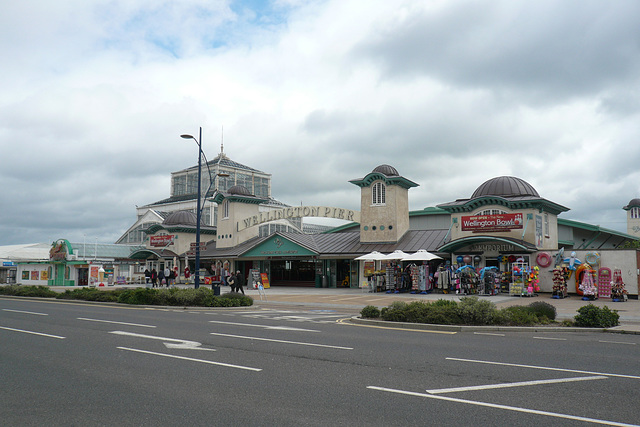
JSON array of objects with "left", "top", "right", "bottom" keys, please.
[
  {"left": 322, "top": 275, "right": 328, "bottom": 288},
  {"left": 212, "top": 281, "right": 221, "bottom": 295}
]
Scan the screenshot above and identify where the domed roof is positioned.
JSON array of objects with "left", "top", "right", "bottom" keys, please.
[
  {"left": 471, "top": 176, "right": 539, "bottom": 199},
  {"left": 163, "top": 210, "right": 199, "bottom": 226},
  {"left": 624, "top": 198, "right": 640, "bottom": 209},
  {"left": 227, "top": 185, "right": 251, "bottom": 196},
  {"left": 372, "top": 164, "right": 399, "bottom": 176}
]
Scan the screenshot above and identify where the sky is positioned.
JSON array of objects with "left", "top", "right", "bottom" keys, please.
[{"left": 2, "top": 0, "right": 640, "bottom": 246}]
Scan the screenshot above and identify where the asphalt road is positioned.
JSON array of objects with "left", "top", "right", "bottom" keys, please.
[{"left": 1, "top": 297, "right": 639, "bottom": 426}]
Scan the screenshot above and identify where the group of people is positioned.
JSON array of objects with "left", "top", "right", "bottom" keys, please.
[
  {"left": 144, "top": 266, "right": 245, "bottom": 294},
  {"left": 225, "top": 269, "right": 245, "bottom": 295},
  {"left": 145, "top": 267, "right": 177, "bottom": 288}
]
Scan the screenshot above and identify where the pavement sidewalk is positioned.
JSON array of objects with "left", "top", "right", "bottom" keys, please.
[{"left": 242, "top": 286, "right": 640, "bottom": 334}]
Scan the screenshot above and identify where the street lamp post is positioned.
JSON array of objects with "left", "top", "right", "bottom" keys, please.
[{"left": 181, "top": 127, "right": 203, "bottom": 289}]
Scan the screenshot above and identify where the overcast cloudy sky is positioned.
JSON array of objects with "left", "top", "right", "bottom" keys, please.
[{"left": 2, "top": 0, "right": 640, "bottom": 246}]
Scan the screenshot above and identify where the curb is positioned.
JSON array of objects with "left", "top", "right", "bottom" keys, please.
[{"left": 349, "top": 316, "right": 639, "bottom": 334}]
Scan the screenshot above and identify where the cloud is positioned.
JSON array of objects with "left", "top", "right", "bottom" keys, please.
[{"left": 1, "top": 0, "right": 639, "bottom": 245}]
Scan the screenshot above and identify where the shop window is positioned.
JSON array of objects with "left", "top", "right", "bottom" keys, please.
[{"left": 372, "top": 182, "right": 386, "bottom": 205}]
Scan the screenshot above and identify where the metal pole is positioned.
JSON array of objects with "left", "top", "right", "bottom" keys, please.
[{"left": 195, "top": 127, "right": 202, "bottom": 289}]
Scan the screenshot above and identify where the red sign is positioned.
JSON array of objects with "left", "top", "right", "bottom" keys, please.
[
  {"left": 260, "top": 273, "right": 270, "bottom": 289},
  {"left": 461, "top": 213, "right": 524, "bottom": 232},
  {"left": 150, "top": 235, "right": 174, "bottom": 247}
]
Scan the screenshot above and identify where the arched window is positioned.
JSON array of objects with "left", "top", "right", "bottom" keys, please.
[
  {"left": 372, "top": 182, "right": 386, "bottom": 205},
  {"left": 223, "top": 200, "right": 230, "bottom": 219}
]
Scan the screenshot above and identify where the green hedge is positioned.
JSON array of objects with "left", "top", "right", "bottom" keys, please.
[
  {"left": 0, "top": 285, "right": 253, "bottom": 307},
  {"left": 361, "top": 296, "right": 566, "bottom": 327},
  {"left": 0, "top": 285, "right": 58, "bottom": 298}
]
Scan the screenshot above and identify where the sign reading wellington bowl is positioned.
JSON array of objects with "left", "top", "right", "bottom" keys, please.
[{"left": 461, "top": 213, "right": 524, "bottom": 232}]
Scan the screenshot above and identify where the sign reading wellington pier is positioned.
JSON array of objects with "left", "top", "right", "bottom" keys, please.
[
  {"left": 461, "top": 213, "right": 523, "bottom": 232},
  {"left": 238, "top": 206, "right": 360, "bottom": 231}
]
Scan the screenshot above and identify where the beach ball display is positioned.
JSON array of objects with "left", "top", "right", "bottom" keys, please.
[
  {"left": 463, "top": 255, "right": 472, "bottom": 264},
  {"left": 456, "top": 255, "right": 464, "bottom": 264}
]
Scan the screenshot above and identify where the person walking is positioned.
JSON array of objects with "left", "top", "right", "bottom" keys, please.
[
  {"left": 158, "top": 268, "right": 165, "bottom": 288},
  {"left": 235, "top": 270, "right": 245, "bottom": 295},
  {"left": 227, "top": 273, "right": 236, "bottom": 293},
  {"left": 164, "top": 266, "right": 171, "bottom": 287},
  {"left": 144, "top": 269, "right": 151, "bottom": 284},
  {"left": 151, "top": 269, "right": 158, "bottom": 288}
]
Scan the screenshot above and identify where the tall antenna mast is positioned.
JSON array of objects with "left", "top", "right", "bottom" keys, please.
[{"left": 220, "top": 125, "right": 224, "bottom": 155}]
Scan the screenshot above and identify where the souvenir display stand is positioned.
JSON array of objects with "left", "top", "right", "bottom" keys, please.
[
  {"left": 510, "top": 260, "right": 534, "bottom": 296},
  {"left": 478, "top": 267, "right": 500, "bottom": 295},
  {"left": 435, "top": 265, "right": 453, "bottom": 293},
  {"left": 385, "top": 262, "right": 401, "bottom": 293},
  {"left": 611, "top": 269, "right": 628, "bottom": 302},
  {"left": 408, "top": 263, "right": 432, "bottom": 294},
  {"left": 551, "top": 267, "right": 569, "bottom": 298},
  {"left": 597, "top": 267, "right": 612, "bottom": 299},
  {"left": 454, "top": 265, "right": 478, "bottom": 295},
  {"left": 366, "top": 272, "right": 386, "bottom": 292},
  {"left": 579, "top": 266, "right": 598, "bottom": 300}
]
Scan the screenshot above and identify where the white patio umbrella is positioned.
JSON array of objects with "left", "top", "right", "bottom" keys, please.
[
  {"left": 401, "top": 249, "right": 442, "bottom": 262},
  {"left": 381, "top": 250, "right": 409, "bottom": 260},
  {"left": 354, "top": 251, "right": 387, "bottom": 261}
]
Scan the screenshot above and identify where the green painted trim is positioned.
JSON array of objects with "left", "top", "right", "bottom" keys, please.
[
  {"left": 438, "top": 236, "right": 535, "bottom": 253},
  {"left": 242, "top": 235, "right": 317, "bottom": 257},
  {"left": 438, "top": 196, "right": 569, "bottom": 215},
  {"left": 349, "top": 172, "right": 419, "bottom": 189}
]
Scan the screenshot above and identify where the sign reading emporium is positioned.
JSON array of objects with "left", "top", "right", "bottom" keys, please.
[
  {"left": 238, "top": 206, "right": 360, "bottom": 231},
  {"left": 461, "top": 213, "right": 524, "bottom": 232}
]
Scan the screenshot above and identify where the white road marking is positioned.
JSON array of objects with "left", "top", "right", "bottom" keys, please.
[
  {"left": 78, "top": 318, "right": 156, "bottom": 328},
  {"left": 599, "top": 340, "right": 636, "bottom": 346},
  {"left": 533, "top": 336, "right": 567, "bottom": 341},
  {"left": 447, "top": 357, "right": 640, "bottom": 380},
  {"left": 0, "top": 326, "right": 65, "bottom": 339},
  {"left": 474, "top": 332, "right": 505, "bottom": 336},
  {"left": 208, "top": 320, "right": 320, "bottom": 332},
  {"left": 368, "top": 386, "right": 639, "bottom": 427},
  {"left": 210, "top": 332, "right": 353, "bottom": 349},
  {"left": 117, "top": 347, "right": 261, "bottom": 371},
  {"left": 2, "top": 309, "right": 48, "bottom": 316},
  {"left": 109, "top": 331, "right": 213, "bottom": 351},
  {"left": 426, "top": 376, "right": 606, "bottom": 394}
]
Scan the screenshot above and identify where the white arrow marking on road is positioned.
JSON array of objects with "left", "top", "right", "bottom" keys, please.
[
  {"left": 426, "top": 375, "right": 607, "bottom": 394},
  {"left": 109, "top": 331, "right": 215, "bottom": 351},
  {"left": 208, "top": 320, "right": 320, "bottom": 332}
]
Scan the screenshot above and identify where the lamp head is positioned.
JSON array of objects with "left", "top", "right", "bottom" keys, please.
[{"left": 180, "top": 134, "right": 194, "bottom": 140}]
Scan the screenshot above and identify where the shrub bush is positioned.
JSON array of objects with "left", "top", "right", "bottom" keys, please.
[
  {"left": 380, "top": 301, "right": 408, "bottom": 322},
  {"left": 56, "top": 288, "right": 120, "bottom": 302},
  {"left": 0, "top": 285, "right": 57, "bottom": 298},
  {"left": 360, "top": 305, "right": 381, "bottom": 319},
  {"left": 574, "top": 304, "right": 619, "bottom": 328},
  {"left": 527, "top": 301, "right": 557, "bottom": 321},
  {"left": 497, "top": 306, "right": 540, "bottom": 326},
  {"left": 457, "top": 296, "right": 498, "bottom": 325}
]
